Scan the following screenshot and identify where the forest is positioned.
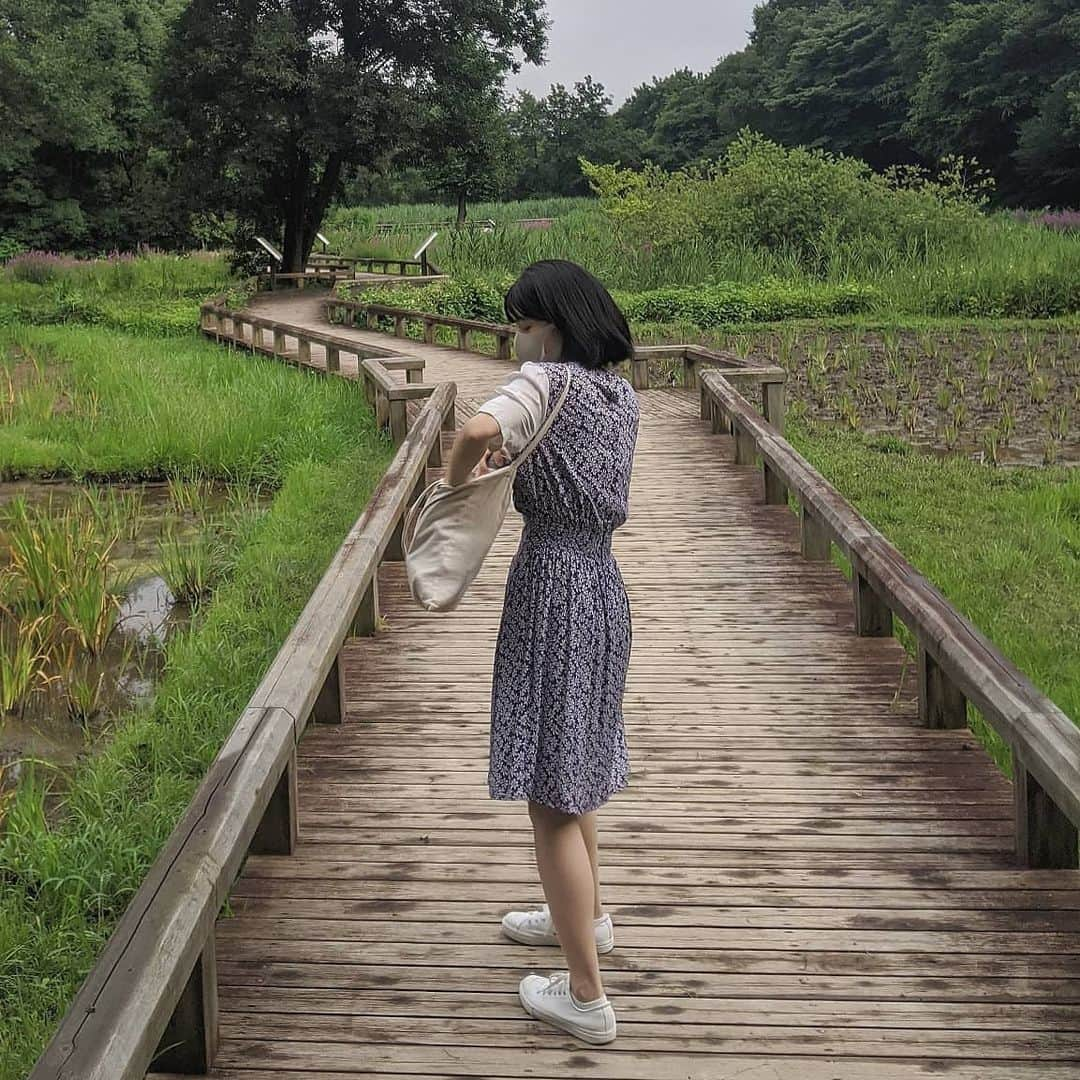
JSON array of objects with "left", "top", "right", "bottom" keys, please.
[{"left": 2, "top": 0, "right": 1077, "bottom": 258}]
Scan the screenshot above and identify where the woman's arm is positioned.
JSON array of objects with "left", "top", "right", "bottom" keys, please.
[{"left": 446, "top": 412, "right": 503, "bottom": 487}]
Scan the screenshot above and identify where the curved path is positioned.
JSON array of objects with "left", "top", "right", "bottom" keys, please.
[{"left": 159, "top": 288, "right": 1080, "bottom": 1079}]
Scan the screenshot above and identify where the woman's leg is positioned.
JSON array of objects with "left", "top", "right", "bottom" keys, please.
[
  {"left": 529, "top": 800, "right": 605, "bottom": 1002},
  {"left": 577, "top": 811, "right": 604, "bottom": 920}
]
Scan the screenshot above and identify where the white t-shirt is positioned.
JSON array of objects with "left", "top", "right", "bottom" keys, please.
[{"left": 475, "top": 361, "right": 551, "bottom": 457}]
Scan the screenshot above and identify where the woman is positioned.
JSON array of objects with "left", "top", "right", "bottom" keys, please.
[{"left": 445, "top": 260, "right": 639, "bottom": 1044}]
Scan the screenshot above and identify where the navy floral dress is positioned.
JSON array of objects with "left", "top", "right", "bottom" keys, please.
[{"left": 487, "top": 360, "right": 639, "bottom": 815}]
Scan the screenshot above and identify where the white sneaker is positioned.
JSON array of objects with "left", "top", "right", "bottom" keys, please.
[
  {"left": 519, "top": 971, "right": 616, "bottom": 1044},
  {"left": 501, "top": 904, "right": 615, "bottom": 954}
]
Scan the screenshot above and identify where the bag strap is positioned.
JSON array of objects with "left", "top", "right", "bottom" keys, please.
[{"left": 509, "top": 365, "right": 572, "bottom": 473}]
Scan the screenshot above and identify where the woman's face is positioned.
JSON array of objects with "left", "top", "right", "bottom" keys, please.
[{"left": 514, "top": 319, "right": 562, "bottom": 363}]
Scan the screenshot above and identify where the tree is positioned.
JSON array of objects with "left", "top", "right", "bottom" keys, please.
[
  {"left": 507, "top": 77, "right": 640, "bottom": 197},
  {"left": 418, "top": 45, "right": 513, "bottom": 223},
  {"left": 0, "top": 0, "right": 185, "bottom": 251},
  {"left": 909, "top": 0, "right": 1080, "bottom": 202},
  {"left": 160, "top": 1, "right": 546, "bottom": 271}
]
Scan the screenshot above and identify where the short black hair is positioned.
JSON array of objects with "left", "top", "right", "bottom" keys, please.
[{"left": 504, "top": 259, "right": 634, "bottom": 370}]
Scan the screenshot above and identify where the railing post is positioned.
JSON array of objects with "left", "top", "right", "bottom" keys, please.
[
  {"left": 389, "top": 398, "right": 409, "bottom": 446},
  {"left": 801, "top": 505, "right": 831, "bottom": 561},
  {"left": 152, "top": 938, "right": 218, "bottom": 1075},
  {"left": 763, "top": 462, "right": 788, "bottom": 506},
  {"left": 366, "top": 310, "right": 378, "bottom": 330},
  {"left": 683, "top": 352, "right": 698, "bottom": 390},
  {"left": 352, "top": 575, "right": 380, "bottom": 636},
  {"left": 326, "top": 345, "right": 340, "bottom": 374},
  {"left": 423, "top": 318, "right": 436, "bottom": 345},
  {"left": 918, "top": 645, "right": 967, "bottom": 729},
  {"left": 457, "top": 326, "right": 469, "bottom": 351},
  {"left": 312, "top": 655, "right": 345, "bottom": 726},
  {"left": 1014, "top": 747, "right": 1080, "bottom": 869},
  {"left": 394, "top": 314, "right": 406, "bottom": 338},
  {"left": 763, "top": 380, "right": 786, "bottom": 434},
  {"left": 230, "top": 317, "right": 244, "bottom": 347},
  {"left": 497, "top": 332, "right": 512, "bottom": 361},
  {"left": 273, "top": 329, "right": 286, "bottom": 358},
  {"left": 853, "top": 572, "right": 892, "bottom": 637},
  {"left": 297, "top": 337, "right": 311, "bottom": 367},
  {"left": 734, "top": 422, "right": 756, "bottom": 466},
  {"left": 631, "top": 356, "right": 649, "bottom": 390},
  {"left": 250, "top": 749, "right": 298, "bottom": 855}
]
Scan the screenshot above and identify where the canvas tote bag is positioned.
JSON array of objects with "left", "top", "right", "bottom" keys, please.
[{"left": 402, "top": 369, "right": 572, "bottom": 612}]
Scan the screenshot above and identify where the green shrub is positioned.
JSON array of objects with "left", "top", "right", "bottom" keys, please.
[
  {"left": 617, "top": 280, "right": 877, "bottom": 327},
  {"left": 347, "top": 276, "right": 878, "bottom": 329},
  {"left": 584, "top": 131, "right": 989, "bottom": 276}
]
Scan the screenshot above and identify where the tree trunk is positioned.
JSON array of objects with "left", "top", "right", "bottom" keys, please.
[
  {"left": 282, "top": 150, "right": 311, "bottom": 274},
  {"left": 456, "top": 190, "right": 467, "bottom": 226}
]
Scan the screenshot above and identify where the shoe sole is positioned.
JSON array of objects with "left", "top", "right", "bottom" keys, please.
[
  {"left": 519, "top": 988, "right": 617, "bottom": 1044},
  {"left": 501, "top": 923, "right": 615, "bottom": 954}
]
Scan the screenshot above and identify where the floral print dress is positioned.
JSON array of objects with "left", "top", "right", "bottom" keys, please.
[{"left": 477, "top": 359, "right": 640, "bottom": 815}]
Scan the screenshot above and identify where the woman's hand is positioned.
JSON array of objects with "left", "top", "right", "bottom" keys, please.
[{"left": 446, "top": 413, "right": 504, "bottom": 486}]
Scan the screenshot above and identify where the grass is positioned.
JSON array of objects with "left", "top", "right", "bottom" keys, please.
[
  {"left": 792, "top": 421, "right": 1080, "bottom": 766},
  {"left": 0, "top": 323, "right": 372, "bottom": 482},
  {"left": 0, "top": 321, "right": 393, "bottom": 1079},
  {"left": 327, "top": 195, "right": 1080, "bottom": 318},
  {"left": 0, "top": 251, "right": 246, "bottom": 337}
]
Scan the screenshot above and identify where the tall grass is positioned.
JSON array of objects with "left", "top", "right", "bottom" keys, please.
[
  {"left": 0, "top": 251, "right": 240, "bottom": 336},
  {"left": 0, "top": 323, "right": 376, "bottom": 483},
  {"left": 328, "top": 195, "right": 1080, "bottom": 318}
]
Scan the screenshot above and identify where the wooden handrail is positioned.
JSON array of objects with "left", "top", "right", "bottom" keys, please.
[
  {"left": 699, "top": 367, "right": 1080, "bottom": 870},
  {"left": 28, "top": 377, "right": 457, "bottom": 1079},
  {"left": 326, "top": 297, "right": 515, "bottom": 360},
  {"left": 198, "top": 299, "right": 442, "bottom": 447}
]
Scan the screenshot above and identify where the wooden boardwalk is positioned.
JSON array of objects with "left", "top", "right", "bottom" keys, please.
[{"left": 176, "top": 290, "right": 1080, "bottom": 1078}]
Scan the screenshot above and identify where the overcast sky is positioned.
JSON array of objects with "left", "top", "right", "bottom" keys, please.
[{"left": 508, "top": 0, "right": 759, "bottom": 106}]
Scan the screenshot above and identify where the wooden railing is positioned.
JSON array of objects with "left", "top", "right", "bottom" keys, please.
[
  {"left": 308, "top": 253, "right": 436, "bottom": 277},
  {"left": 700, "top": 368, "right": 1080, "bottom": 870},
  {"left": 322, "top": 301, "right": 786, "bottom": 423},
  {"left": 326, "top": 296, "right": 516, "bottom": 361},
  {"left": 198, "top": 299, "right": 442, "bottom": 447},
  {"left": 28, "top": 360, "right": 456, "bottom": 1077}
]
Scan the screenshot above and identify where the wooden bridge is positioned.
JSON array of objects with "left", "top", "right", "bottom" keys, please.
[{"left": 30, "top": 287, "right": 1080, "bottom": 1079}]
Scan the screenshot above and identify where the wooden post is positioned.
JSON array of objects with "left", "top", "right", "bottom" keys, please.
[
  {"left": 394, "top": 315, "right": 406, "bottom": 338},
  {"left": 389, "top": 399, "right": 409, "bottom": 446},
  {"left": 763, "top": 381, "right": 786, "bottom": 434},
  {"left": 423, "top": 318, "right": 436, "bottom": 345},
  {"left": 297, "top": 338, "right": 311, "bottom": 368},
  {"left": 497, "top": 333, "right": 512, "bottom": 361},
  {"left": 312, "top": 654, "right": 345, "bottom": 726},
  {"left": 326, "top": 346, "right": 340, "bottom": 374},
  {"left": 152, "top": 939, "right": 218, "bottom": 1074},
  {"left": 699, "top": 383, "right": 710, "bottom": 421},
  {"left": 734, "top": 423, "right": 756, "bottom": 466},
  {"left": 250, "top": 752, "right": 298, "bottom": 856},
  {"left": 442, "top": 399, "right": 457, "bottom": 434},
  {"left": 428, "top": 428, "right": 443, "bottom": 468},
  {"left": 353, "top": 575, "right": 379, "bottom": 636},
  {"left": 273, "top": 329, "right": 285, "bottom": 357},
  {"left": 366, "top": 310, "right": 378, "bottom": 330},
  {"left": 631, "top": 357, "right": 649, "bottom": 390},
  {"left": 683, "top": 353, "right": 698, "bottom": 389},
  {"left": 918, "top": 645, "right": 967, "bottom": 729},
  {"left": 457, "top": 326, "right": 469, "bottom": 351},
  {"left": 763, "top": 463, "right": 788, "bottom": 506},
  {"left": 853, "top": 572, "right": 892, "bottom": 637},
  {"left": 1014, "top": 748, "right": 1079, "bottom": 869},
  {"left": 801, "top": 505, "right": 831, "bottom": 561}
]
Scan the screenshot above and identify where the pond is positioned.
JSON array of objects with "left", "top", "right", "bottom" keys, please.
[{"left": 0, "top": 478, "right": 272, "bottom": 798}]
